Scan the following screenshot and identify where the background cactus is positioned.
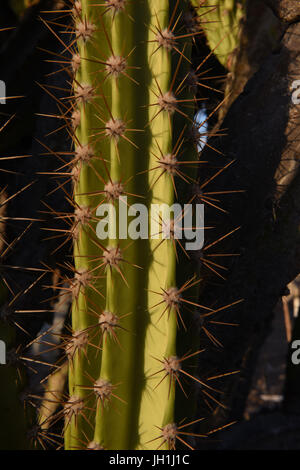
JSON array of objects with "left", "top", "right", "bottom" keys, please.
[
  {"left": 191, "top": 0, "right": 245, "bottom": 69},
  {"left": 0, "top": 0, "right": 242, "bottom": 451}
]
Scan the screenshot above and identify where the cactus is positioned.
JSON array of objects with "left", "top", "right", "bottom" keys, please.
[
  {"left": 191, "top": 0, "right": 245, "bottom": 68},
  {"left": 0, "top": 0, "right": 241, "bottom": 450},
  {"left": 58, "top": 0, "right": 205, "bottom": 451}
]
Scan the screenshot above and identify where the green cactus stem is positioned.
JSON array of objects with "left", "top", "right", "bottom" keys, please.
[{"left": 59, "top": 0, "right": 205, "bottom": 450}]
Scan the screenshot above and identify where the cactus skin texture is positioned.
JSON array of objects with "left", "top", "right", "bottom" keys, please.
[
  {"left": 191, "top": 0, "right": 245, "bottom": 68},
  {"left": 61, "top": 0, "right": 205, "bottom": 450}
]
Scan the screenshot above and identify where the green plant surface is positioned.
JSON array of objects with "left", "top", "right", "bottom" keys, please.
[{"left": 0, "top": 0, "right": 241, "bottom": 451}]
